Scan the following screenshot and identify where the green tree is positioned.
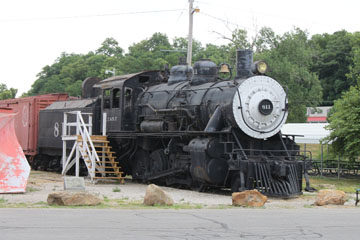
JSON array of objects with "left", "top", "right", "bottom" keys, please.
[
  {"left": 253, "top": 27, "right": 279, "bottom": 52},
  {"left": 325, "top": 85, "right": 360, "bottom": 159},
  {"left": 28, "top": 51, "right": 122, "bottom": 96},
  {"left": 311, "top": 30, "right": 354, "bottom": 105},
  {"left": 96, "top": 37, "right": 124, "bottom": 58},
  {"left": 346, "top": 32, "right": 360, "bottom": 85},
  {"left": 257, "top": 28, "right": 322, "bottom": 122},
  {"left": 120, "top": 32, "right": 173, "bottom": 72},
  {"left": 172, "top": 37, "right": 203, "bottom": 64},
  {"left": 0, "top": 83, "right": 17, "bottom": 99}
]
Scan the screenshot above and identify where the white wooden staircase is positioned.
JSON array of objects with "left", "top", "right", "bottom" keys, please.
[{"left": 61, "top": 111, "right": 124, "bottom": 183}]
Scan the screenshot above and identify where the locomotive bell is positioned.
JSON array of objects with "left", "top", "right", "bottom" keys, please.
[{"left": 219, "top": 63, "right": 230, "bottom": 73}]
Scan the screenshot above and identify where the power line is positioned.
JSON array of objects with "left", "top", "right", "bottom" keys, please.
[
  {"left": 194, "top": 0, "right": 307, "bottom": 23},
  {"left": 0, "top": 9, "right": 185, "bottom": 23},
  {"left": 199, "top": 11, "right": 256, "bottom": 32}
]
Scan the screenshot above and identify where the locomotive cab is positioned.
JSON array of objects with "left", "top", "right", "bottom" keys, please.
[{"left": 97, "top": 71, "right": 165, "bottom": 133}]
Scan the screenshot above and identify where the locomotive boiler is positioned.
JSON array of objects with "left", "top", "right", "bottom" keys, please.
[{"left": 97, "top": 49, "right": 304, "bottom": 198}]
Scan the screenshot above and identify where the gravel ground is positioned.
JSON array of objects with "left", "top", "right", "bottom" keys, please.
[{"left": 1, "top": 171, "right": 358, "bottom": 208}]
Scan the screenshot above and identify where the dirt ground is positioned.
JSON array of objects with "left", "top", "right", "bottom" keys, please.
[{"left": 1, "top": 171, "right": 358, "bottom": 209}]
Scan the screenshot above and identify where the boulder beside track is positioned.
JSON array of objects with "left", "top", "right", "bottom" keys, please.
[{"left": 47, "top": 191, "right": 102, "bottom": 206}]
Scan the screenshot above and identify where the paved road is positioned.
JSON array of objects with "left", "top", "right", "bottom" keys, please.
[{"left": 1, "top": 208, "right": 360, "bottom": 239}]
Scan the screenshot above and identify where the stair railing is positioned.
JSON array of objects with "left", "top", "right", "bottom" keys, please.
[
  {"left": 76, "top": 111, "right": 101, "bottom": 181},
  {"left": 61, "top": 111, "right": 100, "bottom": 181}
]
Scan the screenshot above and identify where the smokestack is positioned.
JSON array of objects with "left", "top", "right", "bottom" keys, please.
[{"left": 236, "top": 49, "right": 253, "bottom": 79}]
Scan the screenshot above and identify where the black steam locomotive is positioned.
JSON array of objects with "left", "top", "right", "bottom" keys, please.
[{"left": 36, "top": 49, "right": 306, "bottom": 198}]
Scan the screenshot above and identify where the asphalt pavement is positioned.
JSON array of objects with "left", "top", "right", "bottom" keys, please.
[{"left": 1, "top": 208, "right": 360, "bottom": 239}]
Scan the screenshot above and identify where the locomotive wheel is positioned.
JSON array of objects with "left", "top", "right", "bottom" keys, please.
[
  {"left": 191, "top": 180, "right": 205, "bottom": 192},
  {"left": 231, "top": 175, "right": 241, "bottom": 193},
  {"left": 231, "top": 171, "right": 248, "bottom": 193},
  {"left": 149, "top": 149, "right": 168, "bottom": 174},
  {"left": 132, "top": 150, "right": 149, "bottom": 180}
]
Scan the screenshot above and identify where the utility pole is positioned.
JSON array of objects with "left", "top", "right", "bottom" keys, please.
[{"left": 186, "top": 0, "right": 199, "bottom": 66}]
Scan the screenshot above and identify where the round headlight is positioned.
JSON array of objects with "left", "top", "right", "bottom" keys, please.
[{"left": 252, "top": 61, "right": 268, "bottom": 74}]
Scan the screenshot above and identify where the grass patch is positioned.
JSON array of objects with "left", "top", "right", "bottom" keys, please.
[
  {"left": 304, "top": 204, "right": 314, "bottom": 208},
  {"left": 300, "top": 143, "right": 321, "bottom": 159},
  {"left": 112, "top": 187, "right": 121, "bottom": 192},
  {"left": 26, "top": 186, "right": 40, "bottom": 192},
  {"left": 0, "top": 201, "right": 48, "bottom": 208},
  {"left": 308, "top": 176, "right": 360, "bottom": 193}
]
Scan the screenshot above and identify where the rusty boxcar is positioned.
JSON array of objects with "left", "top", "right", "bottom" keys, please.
[{"left": 0, "top": 93, "right": 70, "bottom": 161}]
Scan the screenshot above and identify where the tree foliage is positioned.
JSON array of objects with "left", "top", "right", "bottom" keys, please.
[
  {"left": 96, "top": 37, "right": 124, "bottom": 58},
  {"left": 346, "top": 32, "right": 360, "bottom": 86},
  {"left": 26, "top": 28, "right": 326, "bottom": 122},
  {"left": 256, "top": 28, "right": 322, "bottom": 122},
  {"left": 0, "top": 83, "right": 17, "bottom": 100},
  {"left": 325, "top": 85, "right": 360, "bottom": 160},
  {"left": 27, "top": 28, "right": 360, "bottom": 125},
  {"left": 311, "top": 31, "right": 354, "bottom": 104}
]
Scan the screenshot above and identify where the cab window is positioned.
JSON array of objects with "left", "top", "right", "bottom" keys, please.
[
  {"left": 103, "top": 89, "right": 111, "bottom": 109},
  {"left": 112, "top": 88, "right": 121, "bottom": 108}
]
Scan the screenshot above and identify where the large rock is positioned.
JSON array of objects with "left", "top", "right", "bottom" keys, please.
[
  {"left": 47, "top": 191, "right": 102, "bottom": 206},
  {"left": 232, "top": 190, "right": 267, "bottom": 207},
  {"left": 143, "top": 184, "right": 174, "bottom": 206},
  {"left": 314, "top": 189, "right": 346, "bottom": 206}
]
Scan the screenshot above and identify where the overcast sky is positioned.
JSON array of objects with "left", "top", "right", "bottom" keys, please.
[{"left": 0, "top": 0, "right": 359, "bottom": 95}]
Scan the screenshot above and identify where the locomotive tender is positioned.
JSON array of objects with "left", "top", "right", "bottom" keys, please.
[{"left": 37, "top": 49, "right": 305, "bottom": 198}]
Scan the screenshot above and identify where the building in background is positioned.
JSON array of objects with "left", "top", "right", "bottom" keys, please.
[
  {"left": 306, "top": 106, "right": 332, "bottom": 123},
  {"left": 282, "top": 123, "right": 329, "bottom": 144}
]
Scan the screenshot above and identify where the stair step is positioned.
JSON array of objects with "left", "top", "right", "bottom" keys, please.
[
  {"left": 81, "top": 145, "right": 112, "bottom": 149},
  {"left": 90, "top": 135, "right": 108, "bottom": 141},
  {"left": 79, "top": 141, "right": 109, "bottom": 144},
  {"left": 87, "top": 166, "right": 122, "bottom": 170},
  {"left": 94, "top": 166, "right": 121, "bottom": 169},
  {"left": 85, "top": 160, "right": 118, "bottom": 164},
  {"left": 95, "top": 155, "right": 116, "bottom": 159},
  {"left": 82, "top": 154, "right": 116, "bottom": 159},
  {"left": 93, "top": 176, "right": 124, "bottom": 179},
  {"left": 95, "top": 171, "right": 124, "bottom": 174},
  {"left": 96, "top": 151, "right": 115, "bottom": 154}
]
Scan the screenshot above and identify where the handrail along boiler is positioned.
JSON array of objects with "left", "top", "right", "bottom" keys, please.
[{"left": 98, "top": 49, "right": 305, "bottom": 198}]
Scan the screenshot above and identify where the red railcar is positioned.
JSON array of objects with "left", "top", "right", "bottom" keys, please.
[{"left": 0, "top": 93, "right": 70, "bottom": 160}]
